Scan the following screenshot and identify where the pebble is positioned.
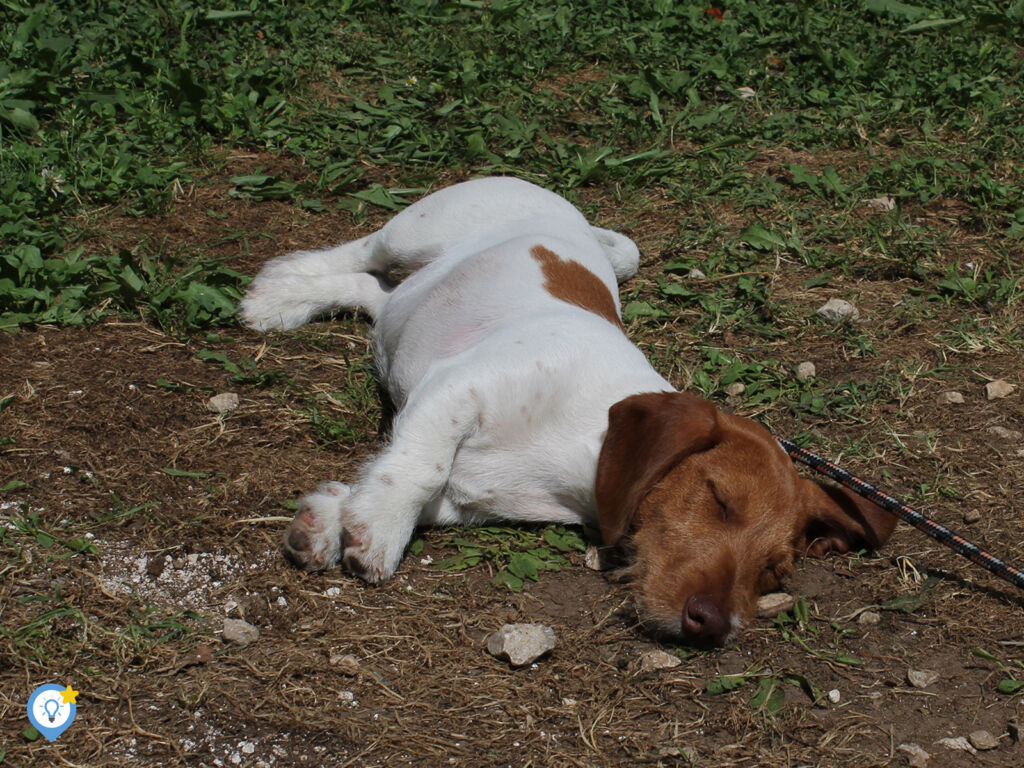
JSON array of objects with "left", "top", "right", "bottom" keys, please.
[
  {"left": 987, "top": 425, "right": 1023, "bottom": 441},
  {"left": 985, "top": 380, "right": 1016, "bottom": 400},
  {"left": 486, "top": 623, "right": 556, "bottom": 667},
  {"left": 736, "top": 86, "right": 756, "bottom": 100},
  {"left": 756, "top": 592, "right": 795, "bottom": 618},
  {"left": 828, "top": 689, "right": 841, "bottom": 704},
  {"left": 907, "top": 669, "right": 940, "bottom": 689},
  {"left": 207, "top": 392, "right": 240, "bottom": 413},
  {"left": 857, "top": 610, "right": 881, "bottom": 626},
  {"left": 865, "top": 196, "right": 896, "bottom": 211},
  {"left": 937, "top": 390, "right": 964, "bottom": 404},
  {"left": 795, "top": 361, "right": 816, "bottom": 381},
  {"left": 638, "top": 649, "right": 682, "bottom": 673},
  {"left": 687, "top": 268, "right": 707, "bottom": 280},
  {"left": 222, "top": 618, "right": 260, "bottom": 645},
  {"left": 963, "top": 509, "right": 983, "bottom": 524},
  {"left": 897, "top": 743, "right": 930, "bottom": 768},
  {"left": 816, "top": 298, "right": 860, "bottom": 324},
  {"left": 584, "top": 545, "right": 612, "bottom": 571},
  {"left": 936, "top": 737, "right": 976, "bottom": 754},
  {"left": 723, "top": 382, "right": 746, "bottom": 397},
  {"left": 329, "top": 653, "right": 360, "bottom": 676},
  {"left": 968, "top": 730, "right": 999, "bottom": 751}
]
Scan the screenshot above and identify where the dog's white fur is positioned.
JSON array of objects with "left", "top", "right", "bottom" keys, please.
[{"left": 241, "top": 177, "right": 671, "bottom": 581}]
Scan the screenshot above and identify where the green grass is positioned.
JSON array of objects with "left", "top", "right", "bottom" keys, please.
[{"left": 3, "top": 1, "right": 1023, "bottom": 332}]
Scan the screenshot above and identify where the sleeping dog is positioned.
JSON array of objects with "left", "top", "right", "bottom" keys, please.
[{"left": 240, "top": 177, "right": 894, "bottom": 645}]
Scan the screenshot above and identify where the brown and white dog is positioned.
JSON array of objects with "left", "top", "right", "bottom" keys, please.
[{"left": 240, "top": 177, "right": 895, "bottom": 645}]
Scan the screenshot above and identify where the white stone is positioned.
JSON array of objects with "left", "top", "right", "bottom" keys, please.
[
  {"left": 638, "top": 649, "right": 682, "bottom": 673},
  {"left": 756, "top": 592, "right": 795, "bottom": 618},
  {"left": 828, "top": 689, "right": 841, "bottom": 704},
  {"left": 687, "top": 268, "right": 707, "bottom": 280},
  {"left": 907, "top": 669, "right": 940, "bottom": 689},
  {"left": 723, "top": 382, "right": 745, "bottom": 396},
  {"left": 985, "top": 380, "right": 1016, "bottom": 400},
  {"left": 897, "top": 743, "right": 931, "bottom": 768},
  {"left": 222, "top": 618, "right": 259, "bottom": 645},
  {"left": 816, "top": 298, "right": 860, "bottom": 324},
  {"left": 858, "top": 610, "right": 881, "bottom": 626},
  {"left": 968, "top": 730, "right": 999, "bottom": 751},
  {"left": 987, "top": 425, "right": 1023, "bottom": 441},
  {"left": 207, "top": 392, "right": 240, "bottom": 413},
  {"left": 937, "top": 391, "right": 964, "bottom": 404},
  {"left": 936, "top": 737, "right": 976, "bottom": 755},
  {"left": 584, "top": 545, "right": 612, "bottom": 571},
  {"left": 795, "top": 361, "right": 816, "bottom": 381},
  {"left": 486, "top": 623, "right": 556, "bottom": 667},
  {"left": 865, "top": 196, "right": 896, "bottom": 211}
]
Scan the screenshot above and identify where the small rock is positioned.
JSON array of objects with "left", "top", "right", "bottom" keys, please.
[
  {"left": 816, "top": 298, "right": 860, "bottom": 324},
  {"left": 935, "top": 737, "right": 976, "bottom": 755},
  {"left": 329, "top": 653, "right": 360, "bottom": 676},
  {"left": 937, "top": 391, "right": 964, "bottom": 404},
  {"left": 827, "top": 688, "right": 841, "bottom": 704},
  {"left": 687, "top": 268, "right": 707, "bottom": 281},
  {"left": 865, "top": 196, "right": 896, "bottom": 211},
  {"left": 723, "top": 382, "right": 746, "bottom": 397},
  {"left": 858, "top": 610, "right": 881, "bottom": 626},
  {"left": 584, "top": 545, "right": 612, "bottom": 571},
  {"left": 897, "top": 743, "right": 931, "bottom": 768},
  {"left": 756, "top": 592, "right": 795, "bottom": 618},
  {"left": 968, "top": 730, "right": 999, "bottom": 751},
  {"left": 987, "top": 425, "right": 1023, "bottom": 441},
  {"left": 795, "top": 361, "right": 816, "bottom": 381},
  {"left": 561, "top": 697, "right": 578, "bottom": 707},
  {"left": 963, "top": 509, "right": 983, "bottom": 525},
  {"left": 736, "top": 86, "right": 756, "bottom": 100},
  {"left": 985, "top": 380, "right": 1016, "bottom": 400},
  {"left": 486, "top": 623, "right": 556, "bottom": 667},
  {"left": 907, "top": 669, "right": 940, "bottom": 689},
  {"left": 207, "top": 392, "right": 240, "bottom": 413},
  {"left": 222, "top": 618, "right": 260, "bottom": 645},
  {"left": 638, "top": 649, "right": 682, "bottom": 673}
]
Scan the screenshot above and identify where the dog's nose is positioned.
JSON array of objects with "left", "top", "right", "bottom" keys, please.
[{"left": 682, "top": 593, "right": 730, "bottom": 644}]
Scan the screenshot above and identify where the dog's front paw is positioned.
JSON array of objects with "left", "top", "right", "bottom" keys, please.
[
  {"left": 338, "top": 506, "right": 409, "bottom": 584},
  {"left": 282, "top": 482, "right": 349, "bottom": 571}
]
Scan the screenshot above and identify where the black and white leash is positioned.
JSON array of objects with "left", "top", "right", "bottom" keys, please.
[{"left": 777, "top": 436, "right": 1024, "bottom": 591}]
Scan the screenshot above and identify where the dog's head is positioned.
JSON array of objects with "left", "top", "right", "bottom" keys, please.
[{"left": 596, "top": 391, "right": 896, "bottom": 646}]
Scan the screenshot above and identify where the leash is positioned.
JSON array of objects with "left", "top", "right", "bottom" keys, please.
[{"left": 776, "top": 436, "right": 1024, "bottom": 591}]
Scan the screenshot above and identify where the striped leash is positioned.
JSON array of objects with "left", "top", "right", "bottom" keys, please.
[{"left": 776, "top": 436, "right": 1024, "bottom": 591}]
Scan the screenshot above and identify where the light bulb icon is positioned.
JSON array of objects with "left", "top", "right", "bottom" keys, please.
[
  {"left": 27, "top": 683, "right": 78, "bottom": 741},
  {"left": 44, "top": 697, "right": 61, "bottom": 722}
]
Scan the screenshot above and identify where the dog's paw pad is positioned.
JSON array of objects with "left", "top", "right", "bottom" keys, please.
[{"left": 281, "top": 495, "right": 344, "bottom": 572}]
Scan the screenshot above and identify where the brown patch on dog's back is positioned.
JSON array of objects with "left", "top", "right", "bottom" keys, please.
[{"left": 530, "top": 245, "right": 622, "bottom": 328}]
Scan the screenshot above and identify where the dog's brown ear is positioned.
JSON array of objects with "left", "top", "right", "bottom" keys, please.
[
  {"left": 799, "top": 480, "right": 897, "bottom": 557},
  {"left": 596, "top": 392, "right": 720, "bottom": 547}
]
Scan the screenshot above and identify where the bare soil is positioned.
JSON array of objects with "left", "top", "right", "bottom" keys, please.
[{"left": 1, "top": 175, "right": 1023, "bottom": 767}]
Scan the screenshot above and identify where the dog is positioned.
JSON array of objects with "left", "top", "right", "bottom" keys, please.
[{"left": 240, "top": 177, "right": 895, "bottom": 645}]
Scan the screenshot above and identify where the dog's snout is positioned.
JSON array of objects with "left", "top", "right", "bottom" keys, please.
[{"left": 682, "top": 593, "right": 730, "bottom": 644}]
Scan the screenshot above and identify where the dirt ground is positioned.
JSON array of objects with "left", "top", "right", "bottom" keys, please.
[{"left": 1, "top": 170, "right": 1023, "bottom": 767}]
